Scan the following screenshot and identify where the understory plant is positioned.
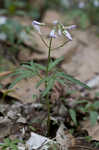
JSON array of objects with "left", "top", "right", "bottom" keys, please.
[
  {"left": 77, "top": 100, "right": 99, "bottom": 125},
  {"left": 0, "top": 138, "right": 21, "bottom": 150},
  {"left": 9, "top": 20, "right": 89, "bottom": 135}
]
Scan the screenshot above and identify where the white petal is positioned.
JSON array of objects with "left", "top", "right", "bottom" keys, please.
[
  {"left": 94, "top": 0, "right": 99, "bottom": 7},
  {"left": 64, "top": 30, "right": 72, "bottom": 40},
  {"left": 49, "top": 29, "right": 57, "bottom": 38},
  {"left": 32, "top": 20, "right": 41, "bottom": 26},
  {"left": 78, "top": 2, "right": 85, "bottom": 8},
  {"left": 0, "top": 33, "right": 7, "bottom": 40},
  {"left": 0, "top": 16, "right": 7, "bottom": 25},
  {"left": 58, "top": 29, "right": 62, "bottom": 36},
  {"left": 52, "top": 20, "right": 58, "bottom": 25},
  {"left": 33, "top": 24, "right": 41, "bottom": 33},
  {"left": 66, "top": 25, "right": 76, "bottom": 30}
]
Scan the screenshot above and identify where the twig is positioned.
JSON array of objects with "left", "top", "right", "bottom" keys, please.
[{"left": 70, "top": 145, "right": 98, "bottom": 150}]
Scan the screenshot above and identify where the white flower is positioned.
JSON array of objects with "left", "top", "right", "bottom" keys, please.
[
  {"left": 32, "top": 21, "right": 41, "bottom": 33},
  {"left": 0, "top": 33, "right": 7, "bottom": 41},
  {"left": 32, "top": 20, "right": 42, "bottom": 25},
  {"left": 52, "top": 20, "right": 58, "bottom": 25},
  {"left": 65, "top": 25, "right": 76, "bottom": 30},
  {"left": 32, "top": 20, "right": 76, "bottom": 41},
  {"left": 33, "top": 24, "right": 41, "bottom": 33},
  {"left": 94, "top": 0, "right": 99, "bottom": 7},
  {"left": 63, "top": 30, "right": 72, "bottom": 40},
  {"left": 49, "top": 29, "right": 57, "bottom": 38},
  {"left": 78, "top": 2, "right": 85, "bottom": 8},
  {"left": 0, "top": 16, "right": 7, "bottom": 25},
  {"left": 32, "top": 20, "right": 45, "bottom": 26},
  {"left": 32, "top": 20, "right": 45, "bottom": 34}
]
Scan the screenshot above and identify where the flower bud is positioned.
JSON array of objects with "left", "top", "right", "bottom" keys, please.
[
  {"left": 49, "top": 29, "right": 57, "bottom": 38},
  {"left": 66, "top": 25, "right": 76, "bottom": 30},
  {"left": 52, "top": 20, "right": 58, "bottom": 25},
  {"left": 32, "top": 20, "right": 41, "bottom": 26},
  {"left": 63, "top": 30, "right": 72, "bottom": 40}
]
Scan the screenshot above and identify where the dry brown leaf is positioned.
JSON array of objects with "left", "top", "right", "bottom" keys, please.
[
  {"left": 62, "top": 30, "right": 99, "bottom": 82},
  {"left": 81, "top": 120, "right": 99, "bottom": 140},
  {"left": 56, "top": 123, "right": 75, "bottom": 150},
  {"left": 1, "top": 76, "right": 44, "bottom": 104}
]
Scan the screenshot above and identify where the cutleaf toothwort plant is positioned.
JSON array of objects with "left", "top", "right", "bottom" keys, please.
[{"left": 9, "top": 20, "right": 89, "bottom": 135}]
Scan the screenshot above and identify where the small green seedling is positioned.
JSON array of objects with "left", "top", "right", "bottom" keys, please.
[
  {"left": 70, "top": 100, "right": 99, "bottom": 126},
  {"left": 0, "top": 138, "right": 21, "bottom": 150}
]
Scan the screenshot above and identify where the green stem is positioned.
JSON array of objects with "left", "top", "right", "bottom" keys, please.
[
  {"left": 51, "top": 39, "right": 70, "bottom": 51},
  {"left": 39, "top": 34, "right": 49, "bottom": 48},
  {"left": 45, "top": 37, "right": 52, "bottom": 136}
]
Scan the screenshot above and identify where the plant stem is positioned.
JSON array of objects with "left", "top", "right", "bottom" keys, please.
[{"left": 45, "top": 37, "right": 52, "bottom": 136}]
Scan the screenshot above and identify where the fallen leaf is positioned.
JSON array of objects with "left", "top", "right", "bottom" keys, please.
[
  {"left": 1, "top": 76, "right": 45, "bottom": 104},
  {"left": 81, "top": 120, "right": 99, "bottom": 140}
]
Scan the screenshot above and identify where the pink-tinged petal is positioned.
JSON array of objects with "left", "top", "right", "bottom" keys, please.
[
  {"left": 65, "top": 25, "right": 76, "bottom": 30},
  {"left": 78, "top": 2, "right": 85, "bottom": 8},
  {"left": 63, "top": 30, "right": 72, "bottom": 40},
  {"left": 33, "top": 24, "right": 41, "bottom": 33},
  {"left": 52, "top": 20, "right": 58, "bottom": 25},
  {"left": 94, "top": 0, "right": 99, "bottom": 7},
  {"left": 49, "top": 29, "right": 57, "bottom": 38},
  {"left": 32, "top": 20, "right": 41, "bottom": 25}
]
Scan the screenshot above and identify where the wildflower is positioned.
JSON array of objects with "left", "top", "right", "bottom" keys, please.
[
  {"left": 32, "top": 22, "right": 41, "bottom": 34},
  {"left": 0, "top": 16, "right": 7, "bottom": 25},
  {"left": 52, "top": 20, "right": 58, "bottom": 25},
  {"left": 63, "top": 30, "right": 72, "bottom": 41},
  {"left": 60, "top": 24, "right": 76, "bottom": 40},
  {"left": 65, "top": 25, "right": 76, "bottom": 30},
  {"left": 32, "top": 20, "right": 42, "bottom": 26},
  {"left": 49, "top": 29, "right": 57, "bottom": 38},
  {"left": 32, "top": 20, "right": 45, "bottom": 34},
  {"left": 94, "top": 0, "right": 99, "bottom": 7},
  {"left": 32, "top": 20, "right": 76, "bottom": 41},
  {"left": 78, "top": 2, "right": 85, "bottom": 8}
]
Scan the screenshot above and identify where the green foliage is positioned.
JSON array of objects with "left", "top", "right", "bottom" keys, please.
[
  {"left": 89, "top": 111, "right": 98, "bottom": 125},
  {"left": 66, "top": 9, "right": 90, "bottom": 29},
  {"left": 0, "top": 18, "right": 34, "bottom": 63},
  {"left": 1, "top": 18, "right": 23, "bottom": 41},
  {"left": 29, "top": 126, "right": 36, "bottom": 132},
  {"left": 93, "top": 141, "right": 99, "bottom": 148},
  {"left": 0, "top": 138, "right": 22, "bottom": 150},
  {"left": 55, "top": 72, "right": 90, "bottom": 89},
  {"left": 45, "top": 0, "right": 62, "bottom": 9},
  {"left": 84, "top": 136, "right": 92, "bottom": 142},
  {"left": 87, "top": 0, "right": 99, "bottom": 25},
  {"left": 84, "top": 101, "right": 99, "bottom": 125},
  {"left": 65, "top": 0, "right": 99, "bottom": 28},
  {"left": 0, "top": 0, "right": 40, "bottom": 18},
  {"left": 0, "top": 18, "right": 27, "bottom": 56},
  {"left": 9, "top": 58, "right": 89, "bottom": 94},
  {"left": 0, "top": 84, "right": 2, "bottom": 89},
  {"left": 0, "top": 0, "right": 26, "bottom": 16},
  {"left": 48, "top": 56, "right": 64, "bottom": 71},
  {"left": 69, "top": 108, "right": 77, "bottom": 126},
  {"left": 71, "top": 100, "right": 99, "bottom": 126}
]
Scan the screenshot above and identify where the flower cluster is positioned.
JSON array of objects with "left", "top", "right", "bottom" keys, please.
[{"left": 32, "top": 20, "right": 76, "bottom": 41}]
